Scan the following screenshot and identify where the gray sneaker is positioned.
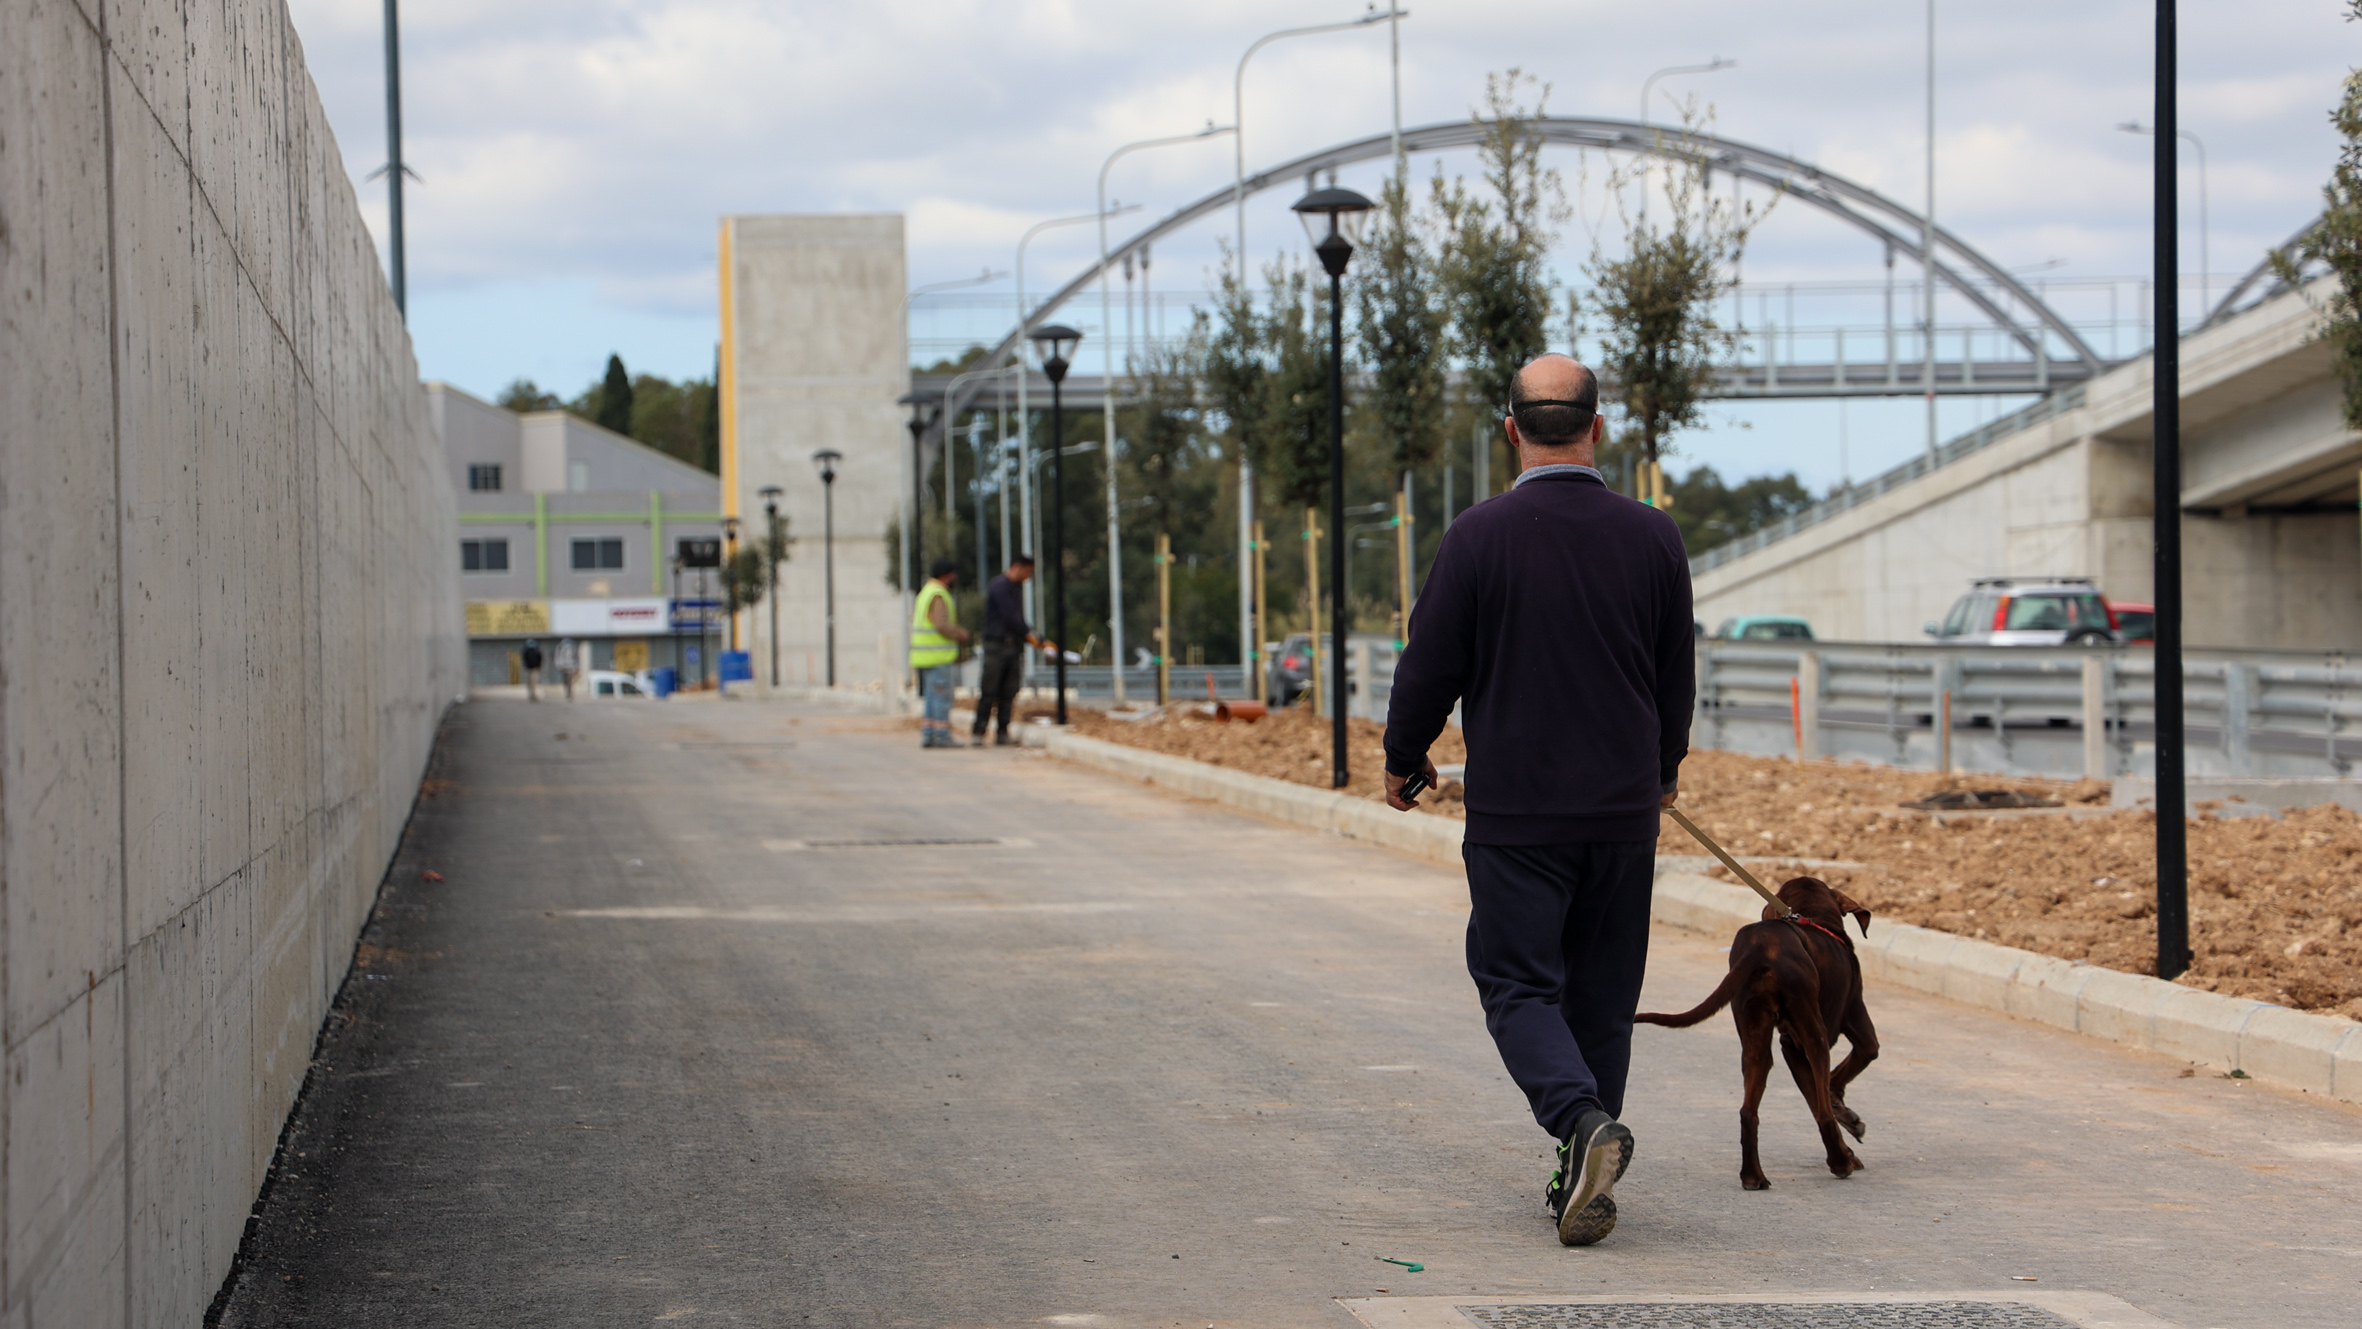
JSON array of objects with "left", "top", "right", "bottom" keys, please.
[{"left": 1550, "top": 1110, "right": 1634, "bottom": 1247}]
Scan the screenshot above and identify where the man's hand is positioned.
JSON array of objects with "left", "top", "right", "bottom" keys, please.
[
  {"left": 1661, "top": 786, "right": 1679, "bottom": 808},
  {"left": 1385, "top": 757, "right": 1442, "bottom": 812}
]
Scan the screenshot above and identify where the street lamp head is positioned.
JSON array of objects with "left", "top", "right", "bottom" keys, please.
[
  {"left": 1029, "top": 323, "right": 1082, "bottom": 386},
  {"left": 722, "top": 516, "right": 740, "bottom": 538},
  {"left": 759, "top": 484, "right": 782, "bottom": 515},
  {"left": 1292, "top": 186, "right": 1375, "bottom": 277},
  {"left": 810, "top": 448, "right": 842, "bottom": 484}
]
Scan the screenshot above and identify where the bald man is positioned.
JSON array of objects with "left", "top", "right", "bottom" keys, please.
[{"left": 1381, "top": 354, "right": 1694, "bottom": 1247}]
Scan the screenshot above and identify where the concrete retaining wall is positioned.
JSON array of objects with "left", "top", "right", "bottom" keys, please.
[
  {"left": 1033, "top": 731, "right": 2362, "bottom": 1106},
  {"left": 1, "top": 1, "right": 465, "bottom": 1323}
]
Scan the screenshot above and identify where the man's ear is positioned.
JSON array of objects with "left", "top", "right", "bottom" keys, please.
[{"left": 1502, "top": 412, "right": 1522, "bottom": 451}]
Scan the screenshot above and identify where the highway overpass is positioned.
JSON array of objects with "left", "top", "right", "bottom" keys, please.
[{"left": 1692, "top": 280, "right": 2362, "bottom": 651}]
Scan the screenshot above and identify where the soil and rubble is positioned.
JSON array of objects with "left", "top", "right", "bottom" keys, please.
[{"left": 1059, "top": 704, "right": 2362, "bottom": 1018}]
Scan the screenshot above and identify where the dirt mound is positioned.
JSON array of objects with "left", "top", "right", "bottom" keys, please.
[{"left": 1065, "top": 709, "right": 2362, "bottom": 1019}]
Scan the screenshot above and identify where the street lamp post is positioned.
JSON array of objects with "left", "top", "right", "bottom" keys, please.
[
  {"left": 1292, "top": 185, "right": 1375, "bottom": 790},
  {"left": 1100, "top": 125, "right": 1234, "bottom": 706},
  {"left": 1030, "top": 325, "right": 1082, "bottom": 725},
  {"left": 759, "top": 485, "right": 784, "bottom": 688},
  {"left": 811, "top": 449, "right": 842, "bottom": 687},
  {"left": 1231, "top": 10, "right": 1400, "bottom": 698},
  {"left": 721, "top": 516, "right": 741, "bottom": 652},
  {"left": 2119, "top": 120, "right": 2207, "bottom": 317},
  {"left": 1638, "top": 57, "right": 1736, "bottom": 124}
]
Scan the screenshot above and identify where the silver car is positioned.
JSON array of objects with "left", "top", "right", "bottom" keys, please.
[{"left": 1925, "top": 577, "right": 2118, "bottom": 646}]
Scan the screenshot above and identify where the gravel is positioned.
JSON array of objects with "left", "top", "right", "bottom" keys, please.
[{"left": 1070, "top": 708, "right": 2362, "bottom": 1019}]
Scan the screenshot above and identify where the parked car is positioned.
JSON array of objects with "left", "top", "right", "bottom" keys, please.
[
  {"left": 584, "top": 668, "right": 654, "bottom": 697},
  {"left": 1268, "top": 633, "right": 1316, "bottom": 706},
  {"left": 1712, "top": 615, "right": 1816, "bottom": 641},
  {"left": 2109, "top": 601, "right": 2155, "bottom": 643},
  {"left": 1925, "top": 577, "right": 2117, "bottom": 645}
]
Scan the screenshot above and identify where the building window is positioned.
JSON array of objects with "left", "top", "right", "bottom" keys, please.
[
  {"left": 461, "top": 538, "right": 510, "bottom": 573},
  {"left": 571, "top": 537, "right": 625, "bottom": 571},
  {"left": 467, "top": 463, "right": 503, "bottom": 492},
  {"left": 568, "top": 461, "right": 590, "bottom": 493}
]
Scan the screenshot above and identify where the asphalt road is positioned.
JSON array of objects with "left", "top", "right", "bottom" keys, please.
[{"left": 214, "top": 698, "right": 2362, "bottom": 1329}]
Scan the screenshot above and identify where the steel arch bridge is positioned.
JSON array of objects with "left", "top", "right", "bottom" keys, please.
[{"left": 923, "top": 115, "right": 2114, "bottom": 437}]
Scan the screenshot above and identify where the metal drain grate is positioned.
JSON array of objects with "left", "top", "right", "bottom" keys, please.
[{"left": 1461, "top": 1306, "right": 2075, "bottom": 1329}]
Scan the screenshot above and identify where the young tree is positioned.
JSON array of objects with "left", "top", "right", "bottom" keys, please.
[
  {"left": 2281, "top": 1, "right": 2362, "bottom": 428},
  {"left": 594, "top": 353, "right": 634, "bottom": 436},
  {"left": 1254, "top": 259, "right": 1331, "bottom": 516},
  {"left": 1355, "top": 169, "right": 1449, "bottom": 478},
  {"left": 1584, "top": 105, "right": 1766, "bottom": 501},
  {"left": 1200, "top": 245, "right": 1269, "bottom": 482},
  {"left": 719, "top": 545, "right": 769, "bottom": 618},
  {"left": 1435, "top": 70, "right": 1569, "bottom": 491}
]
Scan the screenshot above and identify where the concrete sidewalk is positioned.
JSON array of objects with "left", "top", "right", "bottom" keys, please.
[{"left": 215, "top": 701, "right": 2362, "bottom": 1328}]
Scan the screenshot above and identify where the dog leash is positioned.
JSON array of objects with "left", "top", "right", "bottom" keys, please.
[{"left": 1664, "top": 805, "right": 1800, "bottom": 920}]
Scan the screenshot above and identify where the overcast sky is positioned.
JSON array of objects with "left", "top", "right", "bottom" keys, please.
[{"left": 284, "top": 0, "right": 2358, "bottom": 491}]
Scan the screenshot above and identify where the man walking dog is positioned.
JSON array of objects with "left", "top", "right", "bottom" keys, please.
[{"left": 1382, "top": 354, "right": 1694, "bottom": 1246}]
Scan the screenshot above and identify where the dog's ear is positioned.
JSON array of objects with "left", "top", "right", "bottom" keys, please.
[{"left": 1830, "top": 886, "right": 1873, "bottom": 935}]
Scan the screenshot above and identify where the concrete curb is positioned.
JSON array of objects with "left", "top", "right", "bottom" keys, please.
[{"left": 1032, "top": 728, "right": 2362, "bottom": 1106}]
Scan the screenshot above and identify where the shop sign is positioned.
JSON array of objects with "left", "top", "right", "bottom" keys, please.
[{"left": 467, "top": 599, "right": 550, "bottom": 636}]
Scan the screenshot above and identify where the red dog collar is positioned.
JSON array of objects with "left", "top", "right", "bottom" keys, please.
[{"left": 1785, "top": 913, "right": 1852, "bottom": 947}]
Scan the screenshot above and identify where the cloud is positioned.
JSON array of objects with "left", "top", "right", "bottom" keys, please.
[{"left": 287, "top": 0, "right": 2360, "bottom": 482}]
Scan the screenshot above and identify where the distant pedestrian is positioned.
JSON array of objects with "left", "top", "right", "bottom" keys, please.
[
  {"left": 973, "top": 555, "right": 1057, "bottom": 747},
  {"left": 521, "top": 639, "right": 545, "bottom": 703},
  {"left": 555, "top": 638, "right": 580, "bottom": 701},
  {"left": 912, "top": 558, "right": 971, "bottom": 748},
  {"left": 1380, "top": 354, "right": 1695, "bottom": 1247}
]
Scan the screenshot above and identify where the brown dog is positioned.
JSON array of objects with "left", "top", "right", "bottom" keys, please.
[{"left": 1636, "top": 876, "right": 1879, "bottom": 1190}]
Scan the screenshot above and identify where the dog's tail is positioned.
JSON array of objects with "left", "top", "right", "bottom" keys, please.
[{"left": 1634, "top": 965, "right": 1746, "bottom": 1029}]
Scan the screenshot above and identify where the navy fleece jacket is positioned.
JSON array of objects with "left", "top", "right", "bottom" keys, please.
[{"left": 1382, "top": 468, "right": 1695, "bottom": 845}]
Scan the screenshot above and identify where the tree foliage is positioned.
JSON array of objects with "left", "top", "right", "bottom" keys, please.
[
  {"left": 1199, "top": 245, "right": 1268, "bottom": 487},
  {"left": 594, "top": 354, "right": 635, "bottom": 435},
  {"left": 1354, "top": 168, "right": 1449, "bottom": 475},
  {"left": 719, "top": 545, "right": 769, "bottom": 617},
  {"left": 1126, "top": 339, "right": 1204, "bottom": 529},
  {"left": 1664, "top": 465, "right": 1814, "bottom": 553},
  {"left": 1254, "top": 259, "right": 1331, "bottom": 512},
  {"left": 1435, "top": 70, "right": 1568, "bottom": 486},
  {"left": 2281, "top": 0, "right": 2362, "bottom": 430},
  {"left": 1584, "top": 104, "right": 1764, "bottom": 472},
  {"left": 497, "top": 379, "right": 563, "bottom": 412}
]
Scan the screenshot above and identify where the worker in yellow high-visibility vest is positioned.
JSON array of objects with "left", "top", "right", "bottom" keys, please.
[{"left": 912, "top": 557, "right": 971, "bottom": 748}]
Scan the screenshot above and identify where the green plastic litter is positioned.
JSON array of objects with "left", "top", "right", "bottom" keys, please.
[{"left": 1378, "top": 1257, "right": 1425, "bottom": 1272}]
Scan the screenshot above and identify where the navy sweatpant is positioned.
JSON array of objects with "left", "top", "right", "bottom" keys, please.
[{"left": 1463, "top": 839, "right": 1656, "bottom": 1142}]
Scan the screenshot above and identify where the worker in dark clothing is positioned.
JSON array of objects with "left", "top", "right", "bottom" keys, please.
[
  {"left": 1381, "top": 354, "right": 1694, "bottom": 1248},
  {"left": 973, "top": 555, "right": 1056, "bottom": 746}
]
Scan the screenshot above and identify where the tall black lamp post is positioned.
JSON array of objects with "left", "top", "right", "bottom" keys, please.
[
  {"left": 1292, "top": 184, "right": 1374, "bottom": 789},
  {"left": 721, "top": 516, "right": 741, "bottom": 652},
  {"left": 904, "top": 399, "right": 934, "bottom": 596},
  {"left": 812, "top": 449, "right": 843, "bottom": 686},
  {"left": 1029, "top": 324, "right": 1082, "bottom": 725},
  {"left": 759, "top": 484, "right": 784, "bottom": 687},
  {"left": 2152, "top": 0, "right": 2190, "bottom": 980}
]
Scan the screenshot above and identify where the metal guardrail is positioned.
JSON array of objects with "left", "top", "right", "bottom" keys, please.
[
  {"left": 1269, "top": 635, "right": 2362, "bottom": 783},
  {"left": 1694, "top": 639, "right": 2362, "bottom": 780},
  {"left": 1688, "top": 385, "right": 2089, "bottom": 578}
]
